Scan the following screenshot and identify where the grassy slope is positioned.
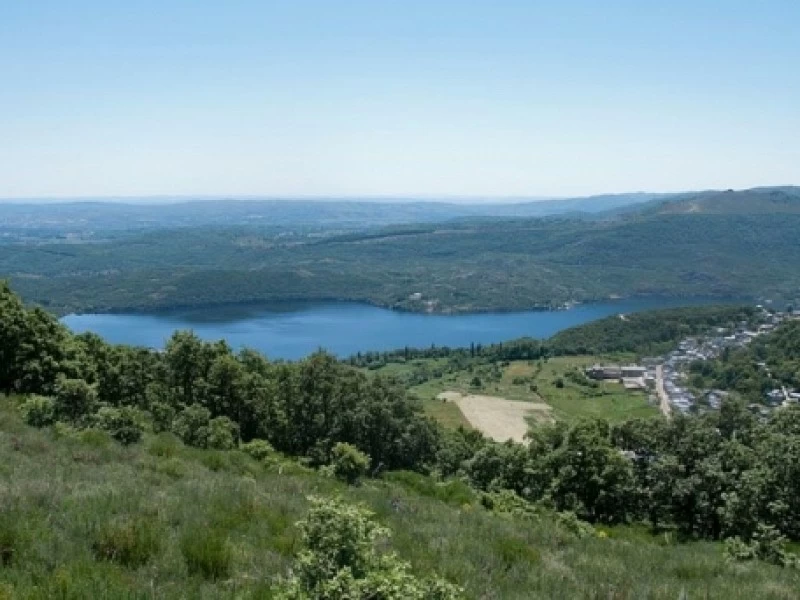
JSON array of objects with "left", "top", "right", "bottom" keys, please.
[{"left": 1, "top": 401, "right": 798, "bottom": 599}]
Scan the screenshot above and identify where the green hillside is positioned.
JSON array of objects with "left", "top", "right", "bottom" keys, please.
[
  {"left": 3, "top": 283, "right": 800, "bottom": 597},
  {"left": 4, "top": 190, "right": 800, "bottom": 314},
  {"left": 3, "top": 403, "right": 800, "bottom": 599}
]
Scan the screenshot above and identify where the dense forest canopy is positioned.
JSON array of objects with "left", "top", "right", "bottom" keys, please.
[{"left": 3, "top": 188, "right": 800, "bottom": 315}]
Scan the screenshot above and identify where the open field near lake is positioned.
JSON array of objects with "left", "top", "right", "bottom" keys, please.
[
  {"left": 375, "top": 354, "right": 660, "bottom": 428},
  {"left": 436, "top": 391, "right": 552, "bottom": 442}
]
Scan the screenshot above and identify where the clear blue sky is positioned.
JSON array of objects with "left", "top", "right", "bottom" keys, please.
[{"left": 1, "top": 1, "right": 798, "bottom": 198}]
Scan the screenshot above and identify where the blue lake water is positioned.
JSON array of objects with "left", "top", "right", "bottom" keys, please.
[{"left": 61, "top": 297, "right": 748, "bottom": 360}]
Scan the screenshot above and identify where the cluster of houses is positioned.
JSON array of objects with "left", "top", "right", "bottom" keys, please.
[{"left": 586, "top": 306, "right": 800, "bottom": 415}]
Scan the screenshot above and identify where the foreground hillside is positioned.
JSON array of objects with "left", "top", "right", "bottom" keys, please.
[
  {"left": 3, "top": 283, "right": 800, "bottom": 597},
  {"left": 3, "top": 187, "right": 800, "bottom": 314},
  {"left": 1, "top": 404, "right": 798, "bottom": 599}
]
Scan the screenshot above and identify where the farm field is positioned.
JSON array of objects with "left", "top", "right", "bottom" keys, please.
[{"left": 372, "top": 354, "right": 660, "bottom": 430}]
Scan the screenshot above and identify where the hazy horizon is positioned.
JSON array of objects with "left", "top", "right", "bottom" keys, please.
[{"left": 3, "top": 184, "right": 800, "bottom": 206}]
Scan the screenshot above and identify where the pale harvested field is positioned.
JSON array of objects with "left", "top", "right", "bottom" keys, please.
[{"left": 437, "top": 391, "right": 552, "bottom": 443}]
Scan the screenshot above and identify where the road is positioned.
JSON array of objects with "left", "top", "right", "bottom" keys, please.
[{"left": 655, "top": 365, "right": 672, "bottom": 418}]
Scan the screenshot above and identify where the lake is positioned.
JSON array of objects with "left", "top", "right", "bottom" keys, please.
[{"left": 61, "top": 297, "right": 748, "bottom": 360}]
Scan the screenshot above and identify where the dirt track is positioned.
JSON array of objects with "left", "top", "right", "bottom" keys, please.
[{"left": 437, "top": 391, "right": 552, "bottom": 443}]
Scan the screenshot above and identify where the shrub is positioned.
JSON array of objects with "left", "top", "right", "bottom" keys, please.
[
  {"left": 180, "top": 527, "right": 232, "bottom": 580},
  {"left": 20, "top": 395, "right": 56, "bottom": 428},
  {"left": 480, "top": 490, "right": 538, "bottom": 520},
  {"left": 329, "top": 442, "right": 370, "bottom": 485},
  {"left": 276, "top": 496, "right": 462, "bottom": 599},
  {"left": 241, "top": 438, "right": 275, "bottom": 462},
  {"left": 92, "top": 517, "right": 161, "bottom": 567},
  {"left": 95, "top": 406, "right": 144, "bottom": 446},
  {"left": 556, "top": 511, "right": 596, "bottom": 539},
  {"left": 149, "top": 401, "right": 176, "bottom": 434},
  {"left": 172, "top": 404, "right": 211, "bottom": 448},
  {"left": 724, "top": 524, "right": 798, "bottom": 568},
  {"left": 206, "top": 416, "right": 238, "bottom": 450},
  {"left": 54, "top": 378, "right": 98, "bottom": 424}
]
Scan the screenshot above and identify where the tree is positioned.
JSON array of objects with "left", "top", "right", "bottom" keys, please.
[
  {"left": 95, "top": 406, "right": 144, "bottom": 445},
  {"left": 172, "top": 404, "right": 212, "bottom": 448},
  {"left": 20, "top": 395, "right": 56, "bottom": 428},
  {"left": 329, "top": 442, "right": 370, "bottom": 485},
  {"left": 54, "top": 378, "right": 98, "bottom": 424},
  {"left": 206, "top": 416, "right": 239, "bottom": 450}
]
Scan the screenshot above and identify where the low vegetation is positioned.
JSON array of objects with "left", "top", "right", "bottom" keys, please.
[{"left": 1, "top": 403, "right": 799, "bottom": 598}]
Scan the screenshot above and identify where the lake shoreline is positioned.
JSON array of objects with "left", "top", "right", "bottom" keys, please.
[
  {"left": 57, "top": 292, "right": 753, "bottom": 320},
  {"left": 61, "top": 295, "right": 754, "bottom": 361}
]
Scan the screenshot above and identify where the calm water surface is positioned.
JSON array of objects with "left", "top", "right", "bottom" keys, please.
[{"left": 61, "top": 297, "right": 747, "bottom": 360}]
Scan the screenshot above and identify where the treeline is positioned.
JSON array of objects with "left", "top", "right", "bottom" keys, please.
[
  {"left": 348, "top": 304, "right": 758, "bottom": 370},
  {"left": 3, "top": 281, "right": 800, "bottom": 554},
  {"left": 1, "top": 282, "right": 438, "bottom": 471},
  {"left": 548, "top": 304, "right": 759, "bottom": 355},
  {"left": 450, "top": 405, "right": 800, "bottom": 547}
]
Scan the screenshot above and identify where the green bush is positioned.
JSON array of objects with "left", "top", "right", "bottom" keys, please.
[
  {"left": 206, "top": 416, "right": 238, "bottom": 450},
  {"left": 180, "top": 527, "right": 232, "bottom": 580},
  {"left": 54, "top": 378, "right": 98, "bottom": 424},
  {"left": 724, "top": 524, "right": 798, "bottom": 568},
  {"left": 92, "top": 517, "right": 161, "bottom": 567},
  {"left": 556, "top": 511, "right": 596, "bottom": 539},
  {"left": 276, "top": 496, "right": 461, "bottom": 599},
  {"left": 20, "top": 395, "right": 56, "bottom": 428},
  {"left": 329, "top": 442, "right": 370, "bottom": 485},
  {"left": 172, "top": 404, "right": 211, "bottom": 448},
  {"left": 149, "top": 400, "right": 176, "bottom": 434},
  {"left": 95, "top": 406, "right": 144, "bottom": 446},
  {"left": 241, "top": 438, "right": 275, "bottom": 462}
]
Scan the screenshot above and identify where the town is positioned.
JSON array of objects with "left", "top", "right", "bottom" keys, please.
[{"left": 586, "top": 305, "right": 800, "bottom": 417}]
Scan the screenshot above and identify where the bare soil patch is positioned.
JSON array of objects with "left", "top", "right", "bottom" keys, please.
[{"left": 437, "top": 391, "right": 552, "bottom": 443}]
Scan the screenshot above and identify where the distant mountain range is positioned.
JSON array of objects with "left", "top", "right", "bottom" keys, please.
[{"left": 0, "top": 191, "right": 680, "bottom": 233}]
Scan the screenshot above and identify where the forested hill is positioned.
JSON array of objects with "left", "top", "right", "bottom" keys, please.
[
  {"left": 4, "top": 189, "right": 800, "bottom": 314},
  {"left": 645, "top": 186, "right": 800, "bottom": 215}
]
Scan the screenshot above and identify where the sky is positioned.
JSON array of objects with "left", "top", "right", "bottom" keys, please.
[{"left": 1, "top": 1, "right": 798, "bottom": 199}]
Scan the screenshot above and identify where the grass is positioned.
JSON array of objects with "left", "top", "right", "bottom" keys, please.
[
  {"left": 528, "top": 355, "right": 660, "bottom": 422},
  {"left": 0, "top": 399, "right": 797, "bottom": 598},
  {"left": 375, "top": 354, "right": 659, "bottom": 428}
]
